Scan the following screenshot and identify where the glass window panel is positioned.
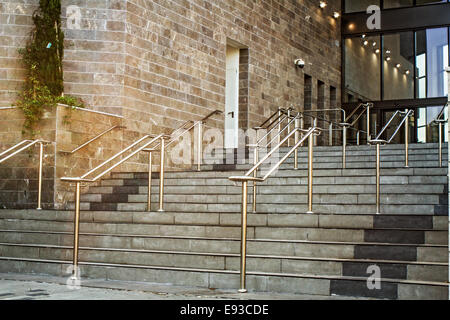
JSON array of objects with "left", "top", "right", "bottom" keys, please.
[
  {"left": 344, "top": 36, "right": 381, "bottom": 101},
  {"left": 345, "top": 0, "right": 380, "bottom": 13},
  {"left": 383, "top": 0, "right": 413, "bottom": 9},
  {"left": 425, "top": 28, "right": 448, "bottom": 98},
  {"left": 417, "top": 108, "right": 426, "bottom": 143},
  {"left": 383, "top": 32, "right": 415, "bottom": 100}
]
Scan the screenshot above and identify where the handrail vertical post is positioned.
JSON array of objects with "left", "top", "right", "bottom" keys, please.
[
  {"left": 367, "top": 104, "right": 371, "bottom": 143},
  {"left": 158, "top": 137, "right": 165, "bottom": 212},
  {"left": 313, "top": 118, "right": 317, "bottom": 146},
  {"left": 72, "top": 181, "right": 81, "bottom": 275},
  {"left": 278, "top": 108, "right": 282, "bottom": 144},
  {"left": 329, "top": 123, "right": 333, "bottom": 146},
  {"left": 147, "top": 151, "right": 152, "bottom": 212},
  {"left": 294, "top": 119, "right": 300, "bottom": 170},
  {"left": 376, "top": 143, "right": 381, "bottom": 215},
  {"left": 252, "top": 144, "right": 258, "bottom": 213},
  {"left": 405, "top": 110, "right": 409, "bottom": 168},
  {"left": 197, "top": 121, "right": 203, "bottom": 172},
  {"left": 307, "top": 132, "right": 314, "bottom": 214},
  {"left": 439, "top": 121, "right": 443, "bottom": 168},
  {"left": 239, "top": 180, "right": 249, "bottom": 293},
  {"left": 287, "top": 109, "right": 291, "bottom": 147},
  {"left": 37, "top": 142, "right": 44, "bottom": 210},
  {"left": 300, "top": 115, "right": 304, "bottom": 147},
  {"left": 357, "top": 131, "right": 360, "bottom": 146},
  {"left": 342, "top": 125, "right": 347, "bottom": 169}
]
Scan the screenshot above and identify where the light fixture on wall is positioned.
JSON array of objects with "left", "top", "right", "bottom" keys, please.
[
  {"left": 386, "top": 57, "right": 391, "bottom": 61},
  {"left": 333, "top": 12, "right": 340, "bottom": 19},
  {"left": 320, "top": 1, "right": 327, "bottom": 9},
  {"left": 372, "top": 41, "right": 377, "bottom": 47},
  {"left": 396, "top": 63, "right": 401, "bottom": 68},
  {"left": 375, "top": 48, "right": 380, "bottom": 54},
  {"left": 386, "top": 50, "right": 391, "bottom": 54},
  {"left": 405, "top": 70, "right": 410, "bottom": 75},
  {"left": 363, "top": 40, "right": 369, "bottom": 46}
]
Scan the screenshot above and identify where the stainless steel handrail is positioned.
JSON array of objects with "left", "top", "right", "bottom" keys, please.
[
  {"left": 229, "top": 126, "right": 320, "bottom": 293},
  {"left": 59, "top": 125, "right": 126, "bottom": 154},
  {"left": 431, "top": 103, "right": 448, "bottom": 168},
  {"left": 144, "top": 110, "right": 222, "bottom": 171},
  {"left": 61, "top": 133, "right": 167, "bottom": 278},
  {"left": 0, "top": 139, "right": 51, "bottom": 210},
  {"left": 369, "top": 109, "right": 413, "bottom": 214}
]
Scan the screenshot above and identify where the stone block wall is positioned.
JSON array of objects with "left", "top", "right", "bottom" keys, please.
[
  {"left": 0, "top": 105, "right": 127, "bottom": 209},
  {"left": 0, "top": 0, "right": 343, "bottom": 207}
]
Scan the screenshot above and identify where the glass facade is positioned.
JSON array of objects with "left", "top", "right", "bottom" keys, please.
[
  {"left": 344, "top": 27, "right": 449, "bottom": 102},
  {"left": 345, "top": 0, "right": 449, "bottom": 13},
  {"left": 344, "top": 27, "right": 449, "bottom": 143}
]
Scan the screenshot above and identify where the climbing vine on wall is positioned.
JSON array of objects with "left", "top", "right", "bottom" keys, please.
[{"left": 16, "top": 0, "right": 84, "bottom": 135}]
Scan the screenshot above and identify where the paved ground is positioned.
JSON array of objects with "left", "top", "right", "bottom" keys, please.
[{"left": 0, "top": 273, "right": 372, "bottom": 300}]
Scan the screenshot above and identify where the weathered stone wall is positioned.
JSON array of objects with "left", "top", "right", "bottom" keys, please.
[
  {"left": 0, "top": 105, "right": 126, "bottom": 209},
  {"left": 1, "top": 0, "right": 342, "bottom": 133},
  {"left": 0, "top": 0, "right": 343, "bottom": 207}
]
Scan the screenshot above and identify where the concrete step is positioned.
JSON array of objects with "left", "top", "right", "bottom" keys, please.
[
  {"left": 0, "top": 256, "right": 447, "bottom": 299},
  {"left": 0, "top": 210, "right": 446, "bottom": 230},
  {"left": 0, "top": 217, "right": 446, "bottom": 252},
  {"left": 0, "top": 242, "right": 447, "bottom": 282}
]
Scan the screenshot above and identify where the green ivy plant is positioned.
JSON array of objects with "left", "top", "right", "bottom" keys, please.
[{"left": 16, "top": 0, "right": 84, "bottom": 136}]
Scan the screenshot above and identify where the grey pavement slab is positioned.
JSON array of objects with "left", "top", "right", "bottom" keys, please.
[{"left": 0, "top": 273, "right": 374, "bottom": 300}]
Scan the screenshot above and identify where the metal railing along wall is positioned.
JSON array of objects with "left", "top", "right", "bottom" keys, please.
[
  {"left": 369, "top": 109, "right": 414, "bottom": 214},
  {"left": 61, "top": 110, "right": 222, "bottom": 276},
  {"left": 431, "top": 103, "right": 448, "bottom": 168},
  {"left": 0, "top": 139, "right": 51, "bottom": 210},
  {"left": 229, "top": 126, "right": 321, "bottom": 293},
  {"left": 59, "top": 125, "right": 126, "bottom": 155}
]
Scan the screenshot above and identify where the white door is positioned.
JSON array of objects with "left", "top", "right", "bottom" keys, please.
[{"left": 225, "top": 46, "right": 239, "bottom": 149}]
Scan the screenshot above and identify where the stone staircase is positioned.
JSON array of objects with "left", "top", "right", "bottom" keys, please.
[{"left": 0, "top": 143, "right": 448, "bottom": 299}]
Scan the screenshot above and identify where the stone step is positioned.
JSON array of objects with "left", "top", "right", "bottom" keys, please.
[
  {"left": 0, "top": 256, "right": 447, "bottom": 299},
  {"left": 0, "top": 243, "right": 448, "bottom": 282},
  {"left": 68, "top": 202, "right": 445, "bottom": 215},
  {"left": 0, "top": 219, "right": 446, "bottom": 256},
  {"left": 89, "top": 184, "right": 445, "bottom": 195},
  {"left": 0, "top": 226, "right": 446, "bottom": 254},
  {"left": 0, "top": 210, "right": 446, "bottom": 230},
  {"left": 0, "top": 242, "right": 447, "bottom": 282}
]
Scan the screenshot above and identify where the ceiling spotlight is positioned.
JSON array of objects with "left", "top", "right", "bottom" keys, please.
[
  {"left": 396, "top": 63, "right": 401, "bottom": 68},
  {"left": 333, "top": 12, "right": 340, "bottom": 19},
  {"left": 320, "top": 1, "right": 327, "bottom": 8}
]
